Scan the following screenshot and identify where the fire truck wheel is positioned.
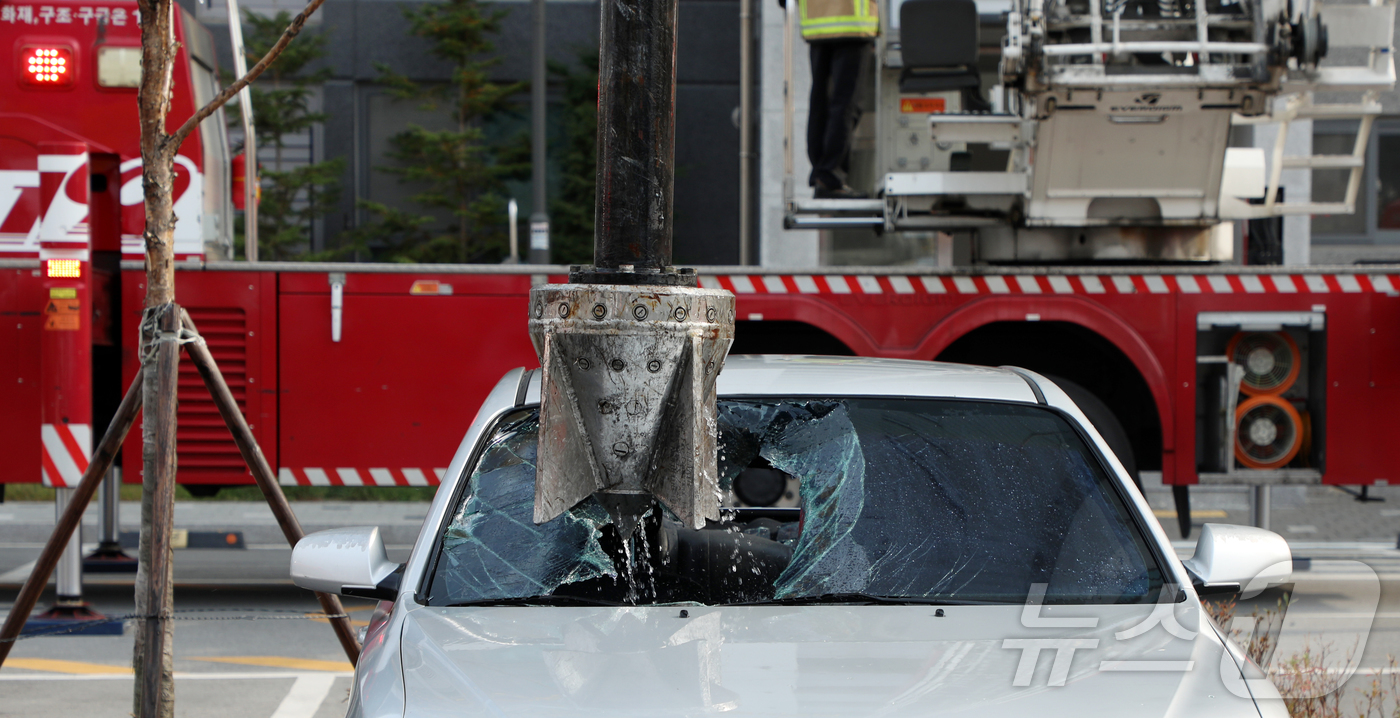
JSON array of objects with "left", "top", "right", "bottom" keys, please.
[{"left": 1046, "top": 375, "right": 1140, "bottom": 492}]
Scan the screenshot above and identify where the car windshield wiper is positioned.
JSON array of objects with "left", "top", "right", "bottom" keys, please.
[
  {"left": 444, "top": 594, "right": 629, "bottom": 607},
  {"left": 734, "top": 592, "right": 1012, "bottom": 606}
]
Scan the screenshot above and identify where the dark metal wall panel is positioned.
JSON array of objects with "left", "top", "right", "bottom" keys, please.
[{"left": 675, "top": 84, "right": 742, "bottom": 265}]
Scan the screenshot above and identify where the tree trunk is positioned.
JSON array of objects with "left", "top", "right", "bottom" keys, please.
[
  {"left": 133, "top": 0, "right": 180, "bottom": 714},
  {"left": 130, "top": 0, "right": 330, "bottom": 711},
  {"left": 136, "top": 0, "right": 177, "bottom": 306},
  {"left": 133, "top": 307, "right": 180, "bottom": 718}
]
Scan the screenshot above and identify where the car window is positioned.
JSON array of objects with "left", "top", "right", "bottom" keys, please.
[{"left": 422, "top": 399, "right": 1164, "bottom": 607}]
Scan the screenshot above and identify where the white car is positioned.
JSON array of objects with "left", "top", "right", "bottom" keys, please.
[{"left": 291, "top": 356, "right": 1294, "bottom": 718}]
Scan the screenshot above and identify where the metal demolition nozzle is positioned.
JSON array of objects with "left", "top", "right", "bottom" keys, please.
[
  {"left": 527, "top": 0, "right": 734, "bottom": 534},
  {"left": 528, "top": 284, "right": 734, "bottom": 534}
]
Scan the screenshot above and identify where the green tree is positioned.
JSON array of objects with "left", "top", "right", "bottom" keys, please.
[
  {"left": 232, "top": 9, "right": 345, "bottom": 260},
  {"left": 546, "top": 49, "right": 598, "bottom": 266},
  {"left": 350, "top": 0, "right": 528, "bottom": 263}
]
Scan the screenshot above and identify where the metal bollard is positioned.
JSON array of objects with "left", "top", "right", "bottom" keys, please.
[
  {"left": 53, "top": 488, "right": 83, "bottom": 604},
  {"left": 85, "top": 466, "right": 137, "bottom": 572},
  {"left": 28, "top": 486, "right": 119, "bottom": 634},
  {"left": 100, "top": 466, "right": 119, "bottom": 545},
  {"left": 1250, "top": 485, "right": 1271, "bottom": 531}
]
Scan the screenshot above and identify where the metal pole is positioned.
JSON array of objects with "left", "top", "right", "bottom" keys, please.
[
  {"left": 100, "top": 467, "right": 120, "bottom": 545},
  {"left": 86, "top": 464, "right": 135, "bottom": 571},
  {"left": 508, "top": 199, "right": 520, "bottom": 262},
  {"left": 227, "top": 0, "right": 258, "bottom": 261},
  {"left": 782, "top": 0, "right": 795, "bottom": 206},
  {"left": 528, "top": 0, "right": 551, "bottom": 264},
  {"left": 589, "top": 0, "right": 680, "bottom": 275},
  {"left": 738, "top": 0, "right": 753, "bottom": 265},
  {"left": 1251, "top": 485, "right": 1271, "bottom": 530},
  {"left": 0, "top": 367, "right": 142, "bottom": 668},
  {"left": 54, "top": 488, "right": 83, "bottom": 602}
]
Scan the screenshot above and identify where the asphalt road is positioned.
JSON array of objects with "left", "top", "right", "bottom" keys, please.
[
  {"left": 1, "top": 500, "right": 1397, "bottom": 718},
  {"left": 0, "top": 545, "right": 406, "bottom": 718}
]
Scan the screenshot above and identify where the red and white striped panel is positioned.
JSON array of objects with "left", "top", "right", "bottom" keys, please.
[
  {"left": 278, "top": 467, "right": 447, "bottom": 487},
  {"left": 699, "top": 273, "right": 1400, "bottom": 296},
  {"left": 41, "top": 423, "right": 91, "bottom": 488}
]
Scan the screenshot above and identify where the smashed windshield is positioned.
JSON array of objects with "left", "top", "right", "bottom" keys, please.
[{"left": 421, "top": 399, "right": 1164, "bottom": 606}]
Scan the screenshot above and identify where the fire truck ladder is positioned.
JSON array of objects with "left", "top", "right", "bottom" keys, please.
[{"left": 1230, "top": 0, "right": 1396, "bottom": 218}]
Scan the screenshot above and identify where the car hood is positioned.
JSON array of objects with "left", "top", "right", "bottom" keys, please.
[{"left": 396, "top": 601, "right": 1273, "bottom": 718}]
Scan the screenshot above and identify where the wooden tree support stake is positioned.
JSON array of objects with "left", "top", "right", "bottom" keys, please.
[
  {"left": 179, "top": 309, "right": 361, "bottom": 665},
  {"left": 0, "top": 366, "right": 144, "bottom": 667}
]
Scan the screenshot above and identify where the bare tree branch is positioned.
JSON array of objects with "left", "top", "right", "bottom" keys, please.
[{"left": 168, "top": 0, "right": 328, "bottom": 147}]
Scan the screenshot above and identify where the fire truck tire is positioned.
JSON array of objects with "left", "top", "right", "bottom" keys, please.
[
  {"left": 1045, "top": 375, "right": 1140, "bottom": 492},
  {"left": 184, "top": 485, "right": 224, "bottom": 498}
]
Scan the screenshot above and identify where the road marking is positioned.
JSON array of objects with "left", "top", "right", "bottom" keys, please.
[
  {"left": 1153, "top": 509, "right": 1228, "bottom": 519},
  {"left": 271, "top": 673, "right": 337, "bottom": 718},
  {"left": 190, "top": 656, "right": 354, "bottom": 672},
  {"left": 2, "top": 658, "right": 130, "bottom": 674},
  {"left": 0, "top": 670, "right": 352, "bottom": 682}
]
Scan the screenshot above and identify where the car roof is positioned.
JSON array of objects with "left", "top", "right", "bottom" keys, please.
[
  {"left": 518, "top": 355, "right": 1041, "bottom": 405},
  {"left": 714, "top": 355, "right": 1040, "bottom": 403}
]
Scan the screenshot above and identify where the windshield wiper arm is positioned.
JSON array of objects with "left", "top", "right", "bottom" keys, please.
[{"left": 444, "top": 594, "right": 628, "bottom": 607}]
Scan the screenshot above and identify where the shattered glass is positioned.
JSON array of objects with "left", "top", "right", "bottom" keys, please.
[
  {"left": 424, "top": 400, "right": 1163, "bottom": 606},
  {"left": 424, "top": 411, "right": 617, "bottom": 604}
]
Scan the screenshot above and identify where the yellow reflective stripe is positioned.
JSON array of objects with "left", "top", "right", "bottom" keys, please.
[
  {"left": 801, "top": 16, "right": 879, "bottom": 28},
  {"left": 802, "top": 24, "right": 879, "bottom": 37},
  {"left": 798, "top": 0, "right": 877, "bottom": 38},
  {"left": 800, "top": 13, "right": 878, "bottom": 25}
]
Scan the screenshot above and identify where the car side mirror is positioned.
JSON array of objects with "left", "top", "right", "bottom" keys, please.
[
  {"left": 1182, "top": 523, "right": 1291, "bottom": 598},
  {"left": 291, "top": 526, "right": 404, "bottom": 600}
]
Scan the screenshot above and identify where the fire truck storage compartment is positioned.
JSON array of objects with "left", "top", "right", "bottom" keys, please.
[
  {"left": 119, "top": 268, "right": 278, "bottom": 487},
  {"left": 273, "top": 270, "right": 539, "bottom": 486},
  {"left": 0, "top": 265, "right": 45, "bottom": 484},
  {"left": 1195, "top": 311, "right": 1326, "bottom": 478}
]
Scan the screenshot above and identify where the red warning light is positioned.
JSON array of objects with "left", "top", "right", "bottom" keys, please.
[
  {"left": 21, "top": 46, "right": 75, "bottom": 87},
  {"left": 46, "top": 259, "right": 82, "bottom": 278}
]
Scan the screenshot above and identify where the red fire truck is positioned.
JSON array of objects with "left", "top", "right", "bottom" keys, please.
[{"left": 3, "top": 0, "right": 1396, "bottom": 534}]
